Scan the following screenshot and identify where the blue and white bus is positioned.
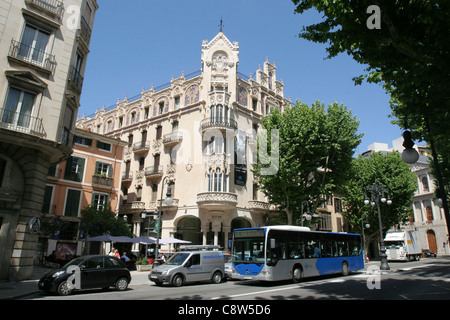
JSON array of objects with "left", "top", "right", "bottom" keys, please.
[{"left": 231, "top": 226, "right": 364, "bottom": 282}]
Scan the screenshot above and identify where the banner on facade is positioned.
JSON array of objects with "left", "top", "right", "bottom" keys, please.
[{"left": 234, "top": 129, "right": 247, "bottom": 186}]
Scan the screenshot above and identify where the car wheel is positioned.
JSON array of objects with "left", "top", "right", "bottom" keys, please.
[
  {"left": 212, "top": 271, "right": 222, "bottom": 284},
  {"left": 172, "top": 274, "right": 184, "bottom": 287},
  {"left": 115, "top": 277, "right": 129, "bottom": 291},
  {"left": 57, "top": 280, "right": 73, "bottom": 296}
]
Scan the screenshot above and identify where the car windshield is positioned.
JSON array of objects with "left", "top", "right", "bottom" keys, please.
[
  {"left": 165, "top": 253, "right": 190, "bottom": 265},
  {"left": 61, "top": 257, "right": 85, "bottom": 269}
]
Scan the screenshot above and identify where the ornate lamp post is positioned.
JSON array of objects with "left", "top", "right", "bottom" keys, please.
[
  {"left": 153, "top": 176, "right": 173, "bottom": 266},
  {"left": 364, "top": 180, "right": 392, "bottom": 271},
  {"left": 140, "top": 210, "right": 154, "bottom": 259},
  {"left": 361, "top": 213, "right": 370, "bottom": 262},
  {"left": 300, "top": 201, "right": 312, "bottom": 226}
]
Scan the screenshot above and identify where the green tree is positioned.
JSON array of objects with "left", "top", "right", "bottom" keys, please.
[
  {"left": 341, "top": 152, "right": 417, "bottom": 252},
  {"left": 291, "top": 0, "right": 450, "bottom": 231},
  {"left": 253, "top": 101, "right": 362, "bottom": 225},
  {"left": 80, "top": 205, "right": 132, "bottom": 238}
]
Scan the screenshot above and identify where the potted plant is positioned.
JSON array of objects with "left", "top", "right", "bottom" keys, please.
[{"left": 135, "top": 258, "right": 152, "bottom": 271}]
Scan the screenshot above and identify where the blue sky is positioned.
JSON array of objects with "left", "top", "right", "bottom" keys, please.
[{"left": 79, "top": 0, "right": 402, "bottom": 154}]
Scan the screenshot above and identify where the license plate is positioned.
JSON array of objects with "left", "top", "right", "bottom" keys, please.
[{"left": 243, "top": 276, "right": 253, "bottom": 280}]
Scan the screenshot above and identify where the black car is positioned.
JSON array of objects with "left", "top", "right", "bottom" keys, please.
[
  {"left": 423, "top": 250, "right": 437, "bottom": 258},
  {"left": 39, "top": 255, "right": 131, "bottom": 296}
]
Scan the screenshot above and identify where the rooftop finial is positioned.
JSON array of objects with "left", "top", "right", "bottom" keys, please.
[{"left": 219, "top": 17, "right": 224, "bottom": 32}]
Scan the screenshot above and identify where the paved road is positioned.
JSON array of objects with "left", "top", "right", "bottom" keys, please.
[{"left": 23, "top": 258, "right": 450, "bottom": 301}]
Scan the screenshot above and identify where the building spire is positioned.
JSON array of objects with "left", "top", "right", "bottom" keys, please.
[{"left": 219, "top": 17, "right": 224, "bottom": 32}]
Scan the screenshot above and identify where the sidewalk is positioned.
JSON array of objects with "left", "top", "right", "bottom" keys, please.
[{"left": 0, "top": 266, "right": 152, "bottom": 300}]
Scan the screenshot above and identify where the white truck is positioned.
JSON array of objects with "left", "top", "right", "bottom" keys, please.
[{"left": 384, "top": 231, "right": 422, "bottom": 261}]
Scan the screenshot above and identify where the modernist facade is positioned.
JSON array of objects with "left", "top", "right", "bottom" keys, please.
[
  {"left": 39, "top": 128, "right": 126, "bottom": 261},
  {"left": 0, "top": 0, "right": 98, "bottom": 280},
  {"left": 77, "top": 31, "right": 290, "bottom": 251},
  {"left": 77, "top": 31, "right": 348, "bottom": 253}
]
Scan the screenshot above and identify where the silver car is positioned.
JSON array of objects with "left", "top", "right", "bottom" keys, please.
[{"left": 149, "top": 249, "right": 225, "bottom": 287}]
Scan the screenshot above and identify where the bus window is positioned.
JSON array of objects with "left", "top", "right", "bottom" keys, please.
[
  {"left": 337, "top": 240, "right": 348, "bottom": 257},
  {"left": 350, "top": 237, "right": 361, "bottom": 256},
  {"left": 321, "top": 239, "right": 335, "bottom": 257}
]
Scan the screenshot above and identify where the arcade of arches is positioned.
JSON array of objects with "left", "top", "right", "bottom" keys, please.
[{"left": 174, "top": 216, "right": 251, "bottom": 251}]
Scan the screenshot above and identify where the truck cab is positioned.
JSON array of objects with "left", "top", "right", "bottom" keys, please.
[
  {"left": 149, "top": 245, "right": 225, "bottom": 286},
  {"left": 385, "top": 231, "right": 422, "bottom": 261}
]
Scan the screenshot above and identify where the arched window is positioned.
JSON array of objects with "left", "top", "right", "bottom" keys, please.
[
  {"left": 422, "top": 177, "right": 429, "bottom": 192},
  {"left": 207, "top": 169, "right": 213, "bottom": 192},
  {"left": 426, "top": 206, "right": 433, "bottom": 223}
]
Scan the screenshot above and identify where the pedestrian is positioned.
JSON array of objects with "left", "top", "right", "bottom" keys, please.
[
  {"left": 114, "top": 249, "right": 120, "bottom": 258},
  {"left": 121, "top": 252, "right": 130, "bottom": 262},
  {"left": 108, "top": 247, "right": 116, "bottom": 256}
]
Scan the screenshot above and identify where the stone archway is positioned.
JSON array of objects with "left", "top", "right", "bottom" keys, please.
[
  {"left": 231, "top": 217, "right": 252, "bottom": 232},
  {"left": 175, "top": 216, "right": 202, "bottom": 245}
]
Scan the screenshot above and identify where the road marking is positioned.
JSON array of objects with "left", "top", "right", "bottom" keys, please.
[
  {"left": 398, "top": 264, "right": 436, "bottom": 271},
  {"left": 210, "top": 284, "right": 302, "bottom": 300},
  {"left": 210, "top": 274, "right": 362, "bottom": 300}
]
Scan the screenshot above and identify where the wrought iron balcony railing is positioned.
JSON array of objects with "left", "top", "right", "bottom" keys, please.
[
  {"left": 26, "top": 0, "right": 64, "bottom": 19},
  {"left": 69, "top": 65, "right": 84, "bottom": 90},
  {"left": 0, "top": 108, "right": 46, "bottom": 138},
  {"left": 8, "top": 39, "right": 56, "bottom": 74}
]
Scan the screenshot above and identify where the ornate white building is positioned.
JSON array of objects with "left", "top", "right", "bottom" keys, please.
[{"left": 77, "top": 31, "right": 290, "bottom": 251}]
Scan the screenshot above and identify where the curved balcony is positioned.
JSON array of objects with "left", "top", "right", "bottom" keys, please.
[
  {"left": 149, "top": 199, "right": 179, "bottom": 212},
  {"left": 119, "top": 201, "right": 145, "bottom": 215},
  {"left": 200, "top": 118, "right": 237, "bottom": 133},
  {"left": 144, "top": 165, "right": 163, "bottom": 179},
  {"left": 248, "top": 200, "right": 271, "bottom": 213},
  {"left": 197, "top": 192, "right": 238, "bottom": 210},
  {"left": 133, "top": 141, "right": 150, "bottom": 154},
  {"left": 163, "top": 132, "right": 183, "bottom": 147}
]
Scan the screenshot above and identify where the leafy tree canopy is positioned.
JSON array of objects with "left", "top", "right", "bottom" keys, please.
[
  {"left": 253, "top": 101, "right": 362, "bottom": 225},
  {"left": 341, "top": 151, "right": 417, "bottom": 239},
  {"left": 80, "top": 205, "right": 132, "bottom": 238}
]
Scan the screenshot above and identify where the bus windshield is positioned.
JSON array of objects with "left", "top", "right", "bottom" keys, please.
[{"left": 232, "top": 237, "right": 265, "bottom": 264}]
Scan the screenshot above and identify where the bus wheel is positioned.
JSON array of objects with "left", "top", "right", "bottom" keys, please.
[
  {"left": 292, "top": 266, "right": 303, "bottom": 283},
  {"left": 342, "top": 262, "right": 349, "bottom": 276}
]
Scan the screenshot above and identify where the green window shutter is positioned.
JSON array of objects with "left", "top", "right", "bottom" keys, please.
[
  {"left": 65, "top": 189, "right": 81, "bottom": 217},
  {"left": 76, "top": 157, "right": 85, "bottom": 182}
]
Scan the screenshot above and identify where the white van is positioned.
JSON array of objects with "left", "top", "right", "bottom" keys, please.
[{"left": 149, "top": 245, "right": 225, "bottom": 287}]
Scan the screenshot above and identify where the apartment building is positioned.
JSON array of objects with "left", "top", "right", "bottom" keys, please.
[
  {"left": 409, "top": 146, "right": 448, "bottom": 255},
  {"left": 76, "top": 31, "right": 291, "bottom": 252},
  {"left": 39, "top": 128, "right": 126, "bottom": 261},
  {"left": 0, "top": 0, "right": 98, "bottom": 280}
]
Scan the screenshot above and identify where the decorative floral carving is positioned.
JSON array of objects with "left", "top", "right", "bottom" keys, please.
[{"left": 185, "top": 84, "right": 199, "bottom": 106}]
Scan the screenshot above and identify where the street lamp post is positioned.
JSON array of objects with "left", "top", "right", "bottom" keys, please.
[
  {"left": 300, "top": 201, "right": 312, "bottom": 226},
  {"left": 361, "top": 213, "right": 370, "bottom": 263},
  {"left": 364, "top": 180, "right": 392, "bottom": 271},
  {"left": 154, "top": 176, "right": 173, "bottom": 267},
  {"left": 140, "top": 210, "right": 153, "bottom": 259}
]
